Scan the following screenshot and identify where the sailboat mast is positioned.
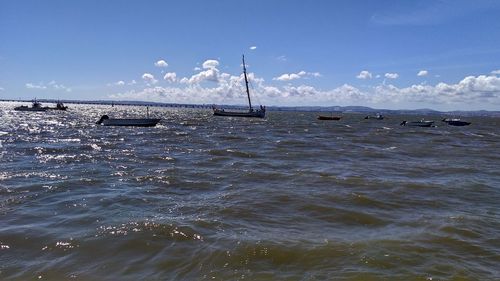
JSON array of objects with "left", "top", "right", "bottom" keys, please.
[{"left": 242, "top": 55, "right": 252, "bottom": 110}]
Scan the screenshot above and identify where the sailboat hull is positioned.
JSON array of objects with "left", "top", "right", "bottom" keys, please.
[
  {"left": 101, "top": 118, "right": 161, "bottom": 127},
  {"left": 213, "top": 109, "right": 265, "bottom": 118}
]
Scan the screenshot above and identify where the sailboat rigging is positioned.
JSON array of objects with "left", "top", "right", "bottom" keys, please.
[{"left": 213, "top": 55, "right": 266, "bottom": 118}]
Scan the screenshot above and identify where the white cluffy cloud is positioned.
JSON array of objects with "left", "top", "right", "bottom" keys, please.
[
  {"left": 273, "top": 70, "right": 321, "bottom": 81},
  {"left": 178, "top": 59, "right": 222, "bottom": 84},
  {"left": 385, "top": 73, "right": 399, "bottom": 79},
  {"left": 154, "top": 60, "right": 168, "bottom": 68},
  {"left": 0, "top": 87, "right": 4, "bottom": 91},
  {"left": 249, "top": 46, "right": 257, "bottom": 50},
  {"left": 491, "top": 70, "right": 500, "bottom": 75},
  {"left": 142, "top": 73, "right": 158, "bottom": 84},
  {"left": 356, "top": 70, "right": 372, "bottom": 79},
  {"left": 417, "top": 70, "right": 428, "bottom": 77},
  {"left": 274, "top": 73, "right": 300, "bottom": 81},
  {"left": 26, "top": 83, "right": 46, "bottom": 90},
  {"left": 202, "top": 59, "right": 219, "bottom": 69},
  {"left": 276, "top": 55, "right": 287, "bottom": 62},
  {"left": 163, "top": 72, "right": 177, "bottom": 83},
  {"left": 107, "top": 80, "right": 129, "bottom": 87},
  {"left": 26, "top": 81, "right": 71, "bottom": 92}
]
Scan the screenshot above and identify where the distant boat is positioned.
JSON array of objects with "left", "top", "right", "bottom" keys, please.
[
  {"left": 442, "top": 118, "right": 471, "bottom": 126},
  {"left": 96, "top": 107, "right": 160, "bottom": 127},
  {"left": 47, "top": 101, "right": 68, "bottom": 111},
  {"left": 213, "top": 55, "right": 266, "bottom": 118},
  {"left": 400, "top": 120, "right": 434, "bottom": 127},
  {"left": 364, "top": 113, "right": 384, "bottom": 120},
  {"left": 14, "top": 100, "right": 47, "bottom": 112},
  {"left": 317, "top": 114, "right": 342, "bottom": 120}
]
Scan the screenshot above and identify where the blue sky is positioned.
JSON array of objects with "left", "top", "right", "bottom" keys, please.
[{"left": 1, "top": 0, "right": 500, "bottom": 110}]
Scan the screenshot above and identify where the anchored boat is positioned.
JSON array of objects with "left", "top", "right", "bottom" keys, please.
[
  {"left": 317, "top": 115, "right": 342, "bottom": 120},
  {"left": 400, "top": 120, "right": 435, "bottom": 127},
  {"left": 46, "top": 101, "right": 68, "bottom": 111},
  {"left": 442, "top": 118, "right": 471, "bottom": 126},
  {"left": 213, "top": 55, "right": 266, "bottom": 118},
  {"left": 14, "top": 100, "right": 47, "bottom": 112},
  {"left": 96, "top": 107, "right": 160, "bottom": 127},
  {"left": 364, "top": 113, "right": 384, "bottom": 120}
]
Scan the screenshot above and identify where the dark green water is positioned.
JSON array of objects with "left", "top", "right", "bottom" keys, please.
[{"left": 1, "top": 103, "right": 499, "bottom": 280}]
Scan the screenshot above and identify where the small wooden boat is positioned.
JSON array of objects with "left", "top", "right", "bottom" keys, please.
[
  {"left": 14, "top": 100, "right": 47, "bottom": 112},
  {"left": 213, "top": 55, "right": 265, "bottom": 118},
  {"left": 442, "top": 118, "right": 471, "bottom": 126},
  {"left": 400, "top": 120, "right": 434, "bottom": 127},
  {"left": 317, "top": 115, "right": 342, "bottom": 120}
]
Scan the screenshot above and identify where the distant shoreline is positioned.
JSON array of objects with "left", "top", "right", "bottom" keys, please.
[{"left": 1, "top": 99, "right": 499, "bottom": 117}]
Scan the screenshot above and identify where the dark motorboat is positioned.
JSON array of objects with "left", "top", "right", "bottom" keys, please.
[
  {"left": 317, "top": 115, "right": 342, "bottom": 120},
  {"left": 14, "top": 100, "right": 47, "bottom": 112},
  {"left": 51, "top": 101, "right": 68, "bottom": 110},
  {"left": 96, "top": 107, "right": 160, "bottom": 127},
  {"left": 96, "top": 115, "right": 160, "bottom": 127},
  {"left": 43, "top": 101, "right": 68, "bottom": 111},
  {"left": 442, "top": 118, "right": 471, "bottom": 126},
  {"left": 364, "top": 113, "right": 384, "bottom": 120},
  {"left": 400, "top": 120, "right": 435, "bottom": 127},
  {"left": 213, "top": 55, "right": 266, "bottom": 118}
]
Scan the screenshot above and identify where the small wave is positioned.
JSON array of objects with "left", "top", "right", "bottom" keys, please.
[
  {"left": 209, "top": 149, "right": 257, "bottom": 158},
  {"left": 90, "top": 143, "right": 101, "bottom": 151},
  {"left": 59, "top": 138, "right": 81, "bottom": 142},
  {"left": 462, "top": 132, "right": 484, "bottom": 138},
  {"left": 96, "top": 220, "right": 204, "bottom": 242},
  {"left": 382, "top": 146, "right": 397, "bottom": 150}
]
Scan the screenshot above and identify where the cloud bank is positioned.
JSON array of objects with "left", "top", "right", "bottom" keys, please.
[{"left": 109, "top": 67, "right": 500, "bottom": 110}]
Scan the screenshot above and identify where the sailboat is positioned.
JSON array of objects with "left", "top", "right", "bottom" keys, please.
[{"left": 213, "top": 55, "right": 266, "bottom": 118}]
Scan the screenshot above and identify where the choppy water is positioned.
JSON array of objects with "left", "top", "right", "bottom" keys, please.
[{"left": 0, "top": 102, "right": 499, "bottom": 280}]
